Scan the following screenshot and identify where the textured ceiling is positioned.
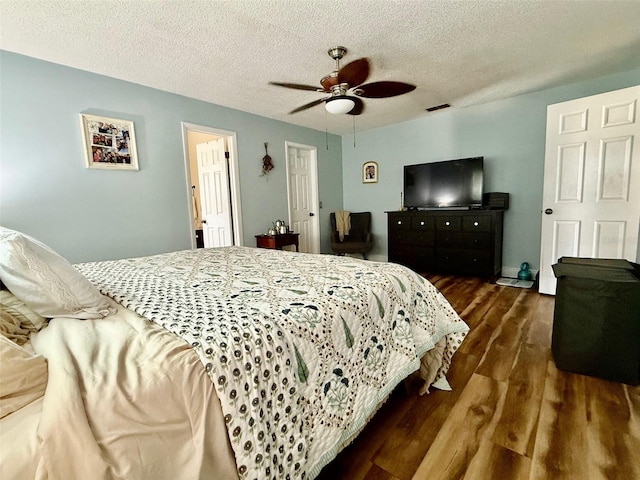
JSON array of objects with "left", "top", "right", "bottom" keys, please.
[{"left": 2, "top": 0, "right": 640, "bottom": 135}]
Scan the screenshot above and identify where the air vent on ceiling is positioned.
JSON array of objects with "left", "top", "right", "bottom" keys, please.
[{"left": 426, "top": 103, "right": 450, "bottom": 112}]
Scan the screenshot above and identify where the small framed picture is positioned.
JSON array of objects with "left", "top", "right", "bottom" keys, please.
[
  {"left": 80, "top": 114, "right": 139, "bottom": 170},
  {"left": 362, "top": 161, "right": 378, "bottom": 183}
]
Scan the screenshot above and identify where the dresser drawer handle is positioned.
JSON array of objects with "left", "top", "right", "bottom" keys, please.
[
  {"left": 474, "top": 221, "right": 479, "bottom": 226},
  {"left": 445, "top": 221, "right": 450, "bottom": 226},
  {"left": 420, "top": 221, "right": 425, "bottom": 226},
  {"left": 397, "top": 220, "right": 402, "bottom": 225}
]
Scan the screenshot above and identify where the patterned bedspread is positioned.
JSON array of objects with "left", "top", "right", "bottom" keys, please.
[{"left": 76, "top": 247, "right": 468, "bottom": 480}]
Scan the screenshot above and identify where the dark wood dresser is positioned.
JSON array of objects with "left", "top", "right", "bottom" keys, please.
[{"left": 387, "top": 209, "right": 503, "bottom": 279}]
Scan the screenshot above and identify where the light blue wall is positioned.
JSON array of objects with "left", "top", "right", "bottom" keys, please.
[
  {"left": 2, "top": 50, "right": 638, "bottom": 269},
  {"left": 0, "top": 51, "right": 343, "bottom": 263},
  {"left": 341, "top": 69, "right": 640, "bottom": 272}
]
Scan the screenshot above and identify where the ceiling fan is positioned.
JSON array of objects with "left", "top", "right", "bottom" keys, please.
[{"left": 269, "top": 46, "right": 416, "bottom": 115}]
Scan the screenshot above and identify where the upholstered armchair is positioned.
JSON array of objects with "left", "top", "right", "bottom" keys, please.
[{"left": 329, "top": 212, "right": 373, "bottom": 259}]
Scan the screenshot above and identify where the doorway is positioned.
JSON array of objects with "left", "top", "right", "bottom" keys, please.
[
  {"left": 181, "top": 122, "right": 243, "bottom": 248},
  {"left": 285, "top": 142, "right": 320, "bottom": 253}
]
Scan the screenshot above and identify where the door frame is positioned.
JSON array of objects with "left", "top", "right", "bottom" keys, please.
[
  {"left": 285, "top": 141, "right": 320, "bottom": 253},
  {"left": 181, "top": 122, "right": 243, "bottom": 247}
]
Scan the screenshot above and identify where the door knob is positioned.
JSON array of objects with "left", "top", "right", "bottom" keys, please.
[
  {"left": 202, "top": 219, "right": 207, "bottom": 223},
  {"left": 544, "top": 209, "right": 553, "bottom": 215},
  {"left": 309, "top": 212, "right": 315, "bottom": 217}
]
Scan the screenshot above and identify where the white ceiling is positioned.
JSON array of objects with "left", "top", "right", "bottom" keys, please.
[{"left": 2, "top": 0, "right": 640, "bottom": 135}]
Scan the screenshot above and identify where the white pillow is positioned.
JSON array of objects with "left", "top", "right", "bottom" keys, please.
[
  {"left": 0, "top": 334, "right": 48, "bottom": 418},
  {"left": 0, "top": 227, "right": 113, "bottom": 319}
]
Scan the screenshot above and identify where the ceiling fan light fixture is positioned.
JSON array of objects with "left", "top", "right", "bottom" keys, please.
[{"left": 325, "top": 96, "right": 356, "bottom": 114}]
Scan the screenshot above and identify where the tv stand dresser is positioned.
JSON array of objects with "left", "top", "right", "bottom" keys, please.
[{"left": 387, "top": 209, "right": 504, "bottom": 279}]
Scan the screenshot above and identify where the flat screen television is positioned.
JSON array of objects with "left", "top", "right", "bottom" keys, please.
[{"left": 403, "top": 157, "right": 484, "bottom": 209}]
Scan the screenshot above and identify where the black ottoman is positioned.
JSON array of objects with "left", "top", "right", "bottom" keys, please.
[{"left": 551, "top": 257, "right": 640, "bottom": 385}]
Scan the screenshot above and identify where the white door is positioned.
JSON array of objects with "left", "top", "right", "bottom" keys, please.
[
  {"left": 286, "top": 142, "right": 320, "bottom": 253},
  {"left": 539, "top": 85, "right": 640, "bottom": 295},
  {"left": 197, "top": 138, "right": 233, "bottom": 247}
]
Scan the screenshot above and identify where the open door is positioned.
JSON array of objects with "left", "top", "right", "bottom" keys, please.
[
  {"left": 197, "top": 138, "right": 233, "bottom": 247},
  {"left": 286, "top": 142, "right": 320, "bottom": 253}
]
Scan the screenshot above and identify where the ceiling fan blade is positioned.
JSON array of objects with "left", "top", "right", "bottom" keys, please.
[
  {"left": 337, "top": 58, "right": 370, "bottom": 87},
  {"left": 320, "top": 72, "right": 338, "bottom": 92},
  {"left": 354, "top": 81, "right": 416, "bottom": 98},
  {"left": 347, "top": 97, "right": 365, "bottom": 115},
  {"left": 270, "top": 81, "right": 323, "bottom": 92},
  {"left": 289, "top": 97, "right": 328, "bottom": 114}
]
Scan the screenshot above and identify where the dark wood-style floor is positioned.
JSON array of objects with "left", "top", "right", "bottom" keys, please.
[{"left": 317, "top": 274, "right": 640, "bottom": 480}]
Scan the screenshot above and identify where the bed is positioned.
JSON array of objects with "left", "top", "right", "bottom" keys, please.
[{"left": 0, "top": 227, "right": 469, "bottom": 480}]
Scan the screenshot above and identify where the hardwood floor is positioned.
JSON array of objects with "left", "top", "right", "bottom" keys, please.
[{"left": 317, "top": 275, "right": 640, "bottom": 480}]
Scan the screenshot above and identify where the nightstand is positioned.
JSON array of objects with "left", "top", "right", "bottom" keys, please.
[{"left": 255, "top": 233, "right": 299, "bottom": 252}]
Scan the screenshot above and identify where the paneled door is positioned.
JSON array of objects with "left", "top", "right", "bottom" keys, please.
[
  {"left": 197, "top": 138, "right": 233, "bottom": 247},
  {"left": 539, "top": 85, "right": 640, "bottom": 295},
  {"left": 286, "top": 142, "right": 320, "bottom": 253}
]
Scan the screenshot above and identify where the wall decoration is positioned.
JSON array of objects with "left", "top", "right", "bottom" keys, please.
[
  {"left": 362, "top": 161, "right": 378, "bottom": 183},
  {"left": 261, "top": 142, "right": 274, "bottom": 176},
  {"left": 80, "top": 114, "right": 138, "bottom": 170}
]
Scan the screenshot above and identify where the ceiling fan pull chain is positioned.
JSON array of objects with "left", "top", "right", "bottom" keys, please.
[
  {"left": 325, "top": 109, "right": 329, "bottom": 150},
  {"left": 353, "top": 115, "right": 356, "bottom": 148}
]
